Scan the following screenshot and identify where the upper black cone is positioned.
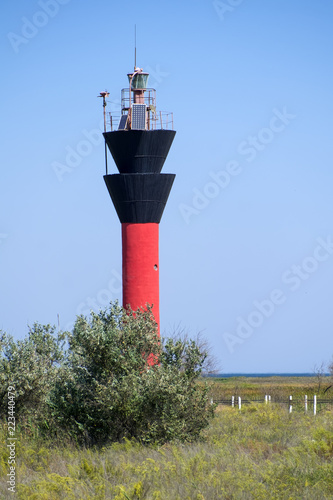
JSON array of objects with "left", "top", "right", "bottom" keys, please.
[{"left": 103, "top": 129, "right": 176, "bottom": 174}]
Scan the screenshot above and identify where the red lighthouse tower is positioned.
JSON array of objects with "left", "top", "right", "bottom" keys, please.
[{"left": 100, "top": 65, "right": 176, "bottom": 333}]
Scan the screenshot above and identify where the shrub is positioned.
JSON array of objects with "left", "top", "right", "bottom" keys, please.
[
  {"left": 0, "top": 324, "right": 65, "bottom": 427},
  {"left": 48, "top": 303, "right": 215, "bottom": 445}
]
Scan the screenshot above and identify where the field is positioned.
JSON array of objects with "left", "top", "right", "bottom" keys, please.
[
  {"left": 1, "top": 376, "right": 333, "bottom": 499},
  {"left": 208, "top": 375, "right": 333, "bottom": 407}
]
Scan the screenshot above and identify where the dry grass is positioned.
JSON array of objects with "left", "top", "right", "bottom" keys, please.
[{"left": 1, "top": 377, "right": 332, "bottom": 499}]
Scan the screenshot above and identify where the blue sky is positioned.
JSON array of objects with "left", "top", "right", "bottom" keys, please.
[{"left": 1, "top": 0, "right": 333, "bottom": 373}]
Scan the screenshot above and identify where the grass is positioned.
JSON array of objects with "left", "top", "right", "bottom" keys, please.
[
  {"left": 1, "top": 377, "right": 333, "bottom": 499},
  {"left": 207, "top": 375, "right": 333, "bottom": 402}
]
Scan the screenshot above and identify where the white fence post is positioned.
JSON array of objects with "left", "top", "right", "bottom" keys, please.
[
  {"left": 305, "top": 395, "right": 308, "bottom": 413},
  {"left": 289, "top": 395, "right": 292, "bottom": 414},
  {"left": 268, "top": 395, "right": 271, "bottom": 403},
  {"left": 238, "top": 396, "right": 241, "bottom": 410},
  {"left": 231, "top": 396, "right": 234, "bottom": 408},
  {"left": 265, "top": 395, "right": 268, "bottom": 404},
  {"left": 314, "top": 395, "right": 317, "bottom": 416}
]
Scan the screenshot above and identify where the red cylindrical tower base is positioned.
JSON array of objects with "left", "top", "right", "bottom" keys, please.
[{"left": 122, "top": 223, "right": 159, "bottom": 333}]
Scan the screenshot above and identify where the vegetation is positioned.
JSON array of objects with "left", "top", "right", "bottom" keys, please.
[
  {"left": 207, "top": 374, "right": 333, "bottom": 403},
  {"left": 0, "top": 303, "right": 214, "bottom": 446},
  {"left": 0, "top": 323, "right": 65, "bottom": 424},
  {"left": 1, "top": 305, "right": 333, "bottom": 498},
  {"left": 0, "top": 401, "right": 333, "bottom": 499}
]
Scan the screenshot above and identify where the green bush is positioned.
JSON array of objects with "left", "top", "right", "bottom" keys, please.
[
  {"left": 49, "top": 303, "right": 215, "bottom": 445},
  {"left": 0, "top": 324, "right": 65, "bottom": 426},
  {"left": 0, "top": 303, "right": 215, "bottom": 446}
]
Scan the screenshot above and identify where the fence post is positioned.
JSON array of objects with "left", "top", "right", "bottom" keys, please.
[
  {"left": 289, "top": 395, "right": 292, "bottom": 414},
  {"left": 314, "top": 395, "right": 317, "bottom": 416},
  {"left": 238, "top": 396, "right": 241, "bottom": 411},
  {"left": 265, "top": 395, "right": 268, "bottom": 404},
  {"left": 305, "top": 395, "right": 308, "bottom": 413},
  {"left": 231, "top": 396, "right": 234, "bottom": 408},
  {"left": 268, "top": 395, "right": 271, "bottom": 403}
]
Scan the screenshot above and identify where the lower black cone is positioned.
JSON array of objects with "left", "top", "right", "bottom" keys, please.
[{"left": 104, "top": 173, "right": 176, "bottom": 223}]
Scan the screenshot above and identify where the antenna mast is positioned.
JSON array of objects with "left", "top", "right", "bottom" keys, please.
[
  {"left": 98, "top": 91, "right": 110, "bottom": 174},
  {"left": 134, "top": 25, "right": 137, "bottom": 69}
]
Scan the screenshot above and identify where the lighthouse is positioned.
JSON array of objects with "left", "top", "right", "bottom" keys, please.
[{"left": 100, "top": 65, "right": 176, "bottom": 333}]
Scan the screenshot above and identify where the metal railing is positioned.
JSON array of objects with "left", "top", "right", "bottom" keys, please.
[
  {"left": 150, "top": 111, "right": 174, "bottom": 131},
  {"left": 105, "top": 87, "right": 174, "bottom": 131},
  {"left": 106, "top": 110, "right": 174, "bottom": 132},
  {"left": 121, "top": 87, "right": 157, "bottom": 113},
  {"left": 107, "top": 113, "right": 120, "bottom": 131}
]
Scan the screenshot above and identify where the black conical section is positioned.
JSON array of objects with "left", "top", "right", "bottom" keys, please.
[
  {"left": 103, "top": 130, "right": 176, "bottom": 173},
  {"left": 104, "top": 173, "right": 175, "bottom": 223}
]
